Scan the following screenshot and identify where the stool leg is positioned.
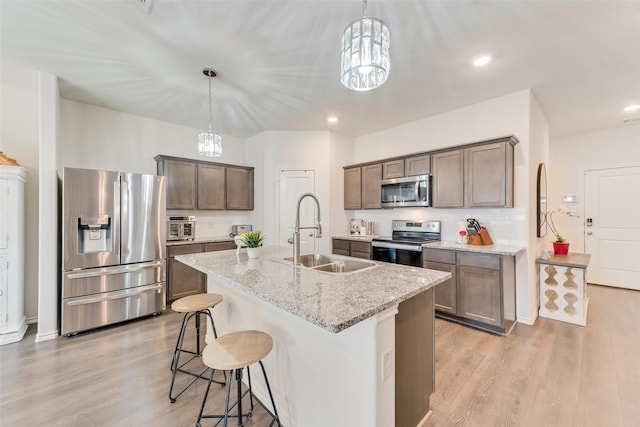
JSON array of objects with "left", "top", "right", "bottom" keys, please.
[
  {"left": 195, "top": 311, "right": 202, "bottom": 356},
  {"left": 203, "top": 309, "right": 219, "bottom": 339},
  {"left": 259, "top": 361, "right": 282, "bottom": 427},
  {"left": 247, "top": 366, "right": 255, "bottom": 413},
  {"left": 196, "top": 368, "right": 217, "bottom": 427},
  {"left": 236, "top": 368, "right": 243, "bottom": 426},
  {"left": 223, "top": 369, "right": 233, "bottom": 427},
  {"left": 171, "top": 312, "right": 191, "bottom": 371}
]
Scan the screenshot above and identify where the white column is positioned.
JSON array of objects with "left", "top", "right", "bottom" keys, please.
[{"left": 36, "top": 72, "right": 59, "bottom": 341}]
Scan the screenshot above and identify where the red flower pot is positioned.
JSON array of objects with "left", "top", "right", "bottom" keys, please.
[{"left": 553, "top": 242, "right": 570, "bottom": 255}]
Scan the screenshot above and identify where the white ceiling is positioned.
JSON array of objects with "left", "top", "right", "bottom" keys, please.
[{"left": 2, "top": 0, "right": 639, "bottom": 139}]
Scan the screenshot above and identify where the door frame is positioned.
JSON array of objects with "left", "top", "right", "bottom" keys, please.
[{"left": 275, "top": 167, "right": 319, "bottom": 252}]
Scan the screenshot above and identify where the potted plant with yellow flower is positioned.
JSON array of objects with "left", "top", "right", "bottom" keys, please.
[
  {"left": 548, "top": 207, "right": 579, "bottom": 255},
  {"left": 238, "top": 230, "right": 264, "bottom": 258}
]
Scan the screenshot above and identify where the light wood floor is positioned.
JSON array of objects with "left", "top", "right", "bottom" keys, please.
[{"left": 1, "top": 284, "right": 639, "bottom": 427}]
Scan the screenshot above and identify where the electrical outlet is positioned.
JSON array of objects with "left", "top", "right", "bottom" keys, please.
[{"left": 381, "top": 348, "right": 393, "bottom": 382}]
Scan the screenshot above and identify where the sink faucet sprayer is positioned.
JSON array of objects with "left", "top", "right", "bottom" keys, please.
[{"left": 290, "top": 193, "right": 322, "bottom": 265}]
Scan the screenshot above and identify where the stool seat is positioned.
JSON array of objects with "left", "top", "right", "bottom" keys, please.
[
  {"left": 203, "top": 330, "right": 273, "bottom": 370},
  {"left": 171, "top": 293, "right": 223, "bottom": 313}
]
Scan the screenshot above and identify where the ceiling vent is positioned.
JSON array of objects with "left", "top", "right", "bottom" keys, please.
[
  {"left": 623, "top": 117, "right": 640, "bottom": 124},
  {"left": 135, "top": 0, "right": 153, "bottom": 14}
]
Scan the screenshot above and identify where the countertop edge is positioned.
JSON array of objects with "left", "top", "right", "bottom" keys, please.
[{"left": 424, "top": 241, "right": 526, "bottom": 256}]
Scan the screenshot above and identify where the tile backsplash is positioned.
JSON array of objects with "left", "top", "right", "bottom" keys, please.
[{"left": 342, "top": 207, "right": 526, "bottom": 246}]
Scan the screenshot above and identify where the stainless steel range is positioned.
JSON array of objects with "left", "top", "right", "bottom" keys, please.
[{"left": 372, "top": 220, "right": 441, "bottom": 267}]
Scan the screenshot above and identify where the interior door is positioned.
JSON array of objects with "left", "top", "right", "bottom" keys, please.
[
  {"left": 584, "top": 166, "right": 640, "bottom": 289},
  {"left": 278, "top": 169, "right": 316, "bottom": 253}
]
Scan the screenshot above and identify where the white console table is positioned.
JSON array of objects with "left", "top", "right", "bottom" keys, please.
[{"left": 537, "top": 252, "right": 591, "bottom": 326}]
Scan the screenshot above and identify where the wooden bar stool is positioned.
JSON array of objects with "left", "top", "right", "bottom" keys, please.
[
  {"left": 169, "top": 293, "right": 225, "bottom": 403},
  {"left": 196, "top": 330, "right": 282, "bottom": 427}
]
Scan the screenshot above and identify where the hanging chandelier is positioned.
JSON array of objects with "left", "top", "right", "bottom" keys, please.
[
  {"left": 198, "top": 68, "right": 222, "bottom": 157},
  {"left": 340, "top": 0, "right": 390, "bottom": 91}
]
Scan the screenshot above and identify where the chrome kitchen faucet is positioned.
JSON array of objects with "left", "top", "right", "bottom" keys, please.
[{"left": 290, "top": 193, "right": 322, "bottom": 265}]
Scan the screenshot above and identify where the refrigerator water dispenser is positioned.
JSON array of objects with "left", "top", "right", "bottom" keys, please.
[{"left": 77, "top": 214, "right": 111, "bottom": 253}]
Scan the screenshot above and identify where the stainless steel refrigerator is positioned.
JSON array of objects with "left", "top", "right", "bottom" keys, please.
[{"left": 61, "top": 167, "right": 166, "bottom": 336}]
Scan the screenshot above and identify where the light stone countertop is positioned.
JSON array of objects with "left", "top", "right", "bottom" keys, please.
[
  {"left": 176, "top": 245, "right": 451, "bottom": 333},
  {"left": 424, "top": 241, "right": 526, "bottom": 256},
  {"left": 166, "top": 236, "right": 234, "bottom": 246}
]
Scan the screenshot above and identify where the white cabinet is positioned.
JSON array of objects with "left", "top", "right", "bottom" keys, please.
[{"left": 0, "top": 166, "right": 28, "bottom": 345}]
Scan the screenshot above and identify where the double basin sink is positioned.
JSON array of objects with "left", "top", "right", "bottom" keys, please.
[{"left": 282, "top": 254, "right": 377, "bottom": 275}]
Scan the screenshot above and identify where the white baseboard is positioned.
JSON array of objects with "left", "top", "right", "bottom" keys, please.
[
  {"left": 0, "top": 320, "right": 28, "bottom": 345},
  {"left": 35, "top": 329, "right": 59, "bottom": 342}
]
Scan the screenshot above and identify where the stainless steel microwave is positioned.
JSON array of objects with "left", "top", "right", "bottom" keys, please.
[
  {"left": 167, "top": 215, "right": 196, "bottom": 241},
  {"left": 380, "top": 175, "right": 430, "bottom": 208}
]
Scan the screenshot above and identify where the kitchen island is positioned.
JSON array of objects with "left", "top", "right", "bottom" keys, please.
[{"left": 176, "top": 246, "right": 450, "bottom": 427}]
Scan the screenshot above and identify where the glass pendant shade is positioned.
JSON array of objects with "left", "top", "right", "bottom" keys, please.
[
  {"left": 198, "top": 131, "right": 222, "bottom": 157},
  {"left": 341, "top": 15, "right": 390, "bottom": 91},
  {"left": 198, "top": 68, "right": 222, "bottom": 157}
]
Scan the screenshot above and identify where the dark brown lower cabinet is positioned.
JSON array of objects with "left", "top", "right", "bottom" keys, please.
[
  {"left": 167, "top": 240, "right": 236, "bottom": 303},
  {"left": 331, "top": 238, "right": 371, "bottom": 259},
  {"left": 424, "top": 248, "right": 516, "bottom": 335}
]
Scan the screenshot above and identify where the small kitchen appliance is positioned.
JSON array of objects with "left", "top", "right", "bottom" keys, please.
[
  {"left": 372, "top": 220, "right": 441, "bottom": 267},
  {"left": 167, "top": 215, "right": 196, "bottom": 241},
  {"left": 230, "top": 224, "right": 252, "bottom": 237}
]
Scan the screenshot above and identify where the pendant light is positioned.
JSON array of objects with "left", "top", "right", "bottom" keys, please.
[
  {"left": 198, "top": 68, "right": 222, "bottom": 157},
  {"left": 340, "top": 0, "right": 390, "bottom": 91}
]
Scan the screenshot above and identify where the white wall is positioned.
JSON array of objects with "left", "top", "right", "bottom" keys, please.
[
  {"left": 351, "top": 90, "right": 543, "bottom": 323},
  {"left": 246, "top": 130, "right": 344, "bottom": 255},
  {"left": 60, "top": 100, "right": 253, "bottom": 238},
  {"left": 549, "top": 123, "right": 640, "bottom": 250},
  {"left": 0, "top": 84, "right": 40, "bottom": 322}
]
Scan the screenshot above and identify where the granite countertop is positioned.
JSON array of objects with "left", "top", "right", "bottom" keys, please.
[
  {"left": 424, "top": 241, "right": 526, "bottom": 256},
  {"left": 166, "top": 235, "right": 234, "bottom": 246},
  {"left": 176, "top": 245, "right": 450, "bottom": 333},
  {"left": 331, "top": 234, "right": 380, "bottom": 242}
]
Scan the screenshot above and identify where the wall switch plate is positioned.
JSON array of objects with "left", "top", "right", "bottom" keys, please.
[{"left": 381, "top": 348, "right": 393, "bottom": 382}]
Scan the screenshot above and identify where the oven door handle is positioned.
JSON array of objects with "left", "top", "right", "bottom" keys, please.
[
  {"left": 372, "top": 241, "right": 423, "bottom": 252},
  {"left": 65, "top": 283, "right": 164, "bottom": 306}
]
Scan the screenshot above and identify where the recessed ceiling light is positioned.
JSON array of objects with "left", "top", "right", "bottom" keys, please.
[
  {"left": 623, "top": 104, "right": 640, "bottom": 112},
  {"left": 473, "top": 56, "right": 491, "bottom": 67},
  {"left": 327, "top": 116, "right": 338, "bottom": 123}
]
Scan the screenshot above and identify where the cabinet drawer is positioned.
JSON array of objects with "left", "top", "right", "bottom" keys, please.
[
  {"left": 350, "top": 241, "right": 371, "bottom": 254},
  {"left": 458, "top": 252, "right": 501, "bottom": 270},
  {"left": 332, "top": 239, "right": 350, "bottom": 252},
  {"left": 204, "top": 241, "right": 235, "bottom": 252},
  {"left": 350, "top": 251, "right": 371, "bottom": 260},
  {"left": 168, "top": 243, "right": 204, "bottom": 257},
  {"left": 423, "top": 248, "right": 456, "bottom": 264}
]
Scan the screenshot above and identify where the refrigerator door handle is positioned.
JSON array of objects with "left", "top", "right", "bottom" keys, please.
[
  {"left": 120, "top": 178, "right": 129, "bottom": 259},
  {"left": 66, "top": 260, "right": 165, "bottom": 279},
  {"left": 65, "top": 283, "right": 164, "bottom": 306}
]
